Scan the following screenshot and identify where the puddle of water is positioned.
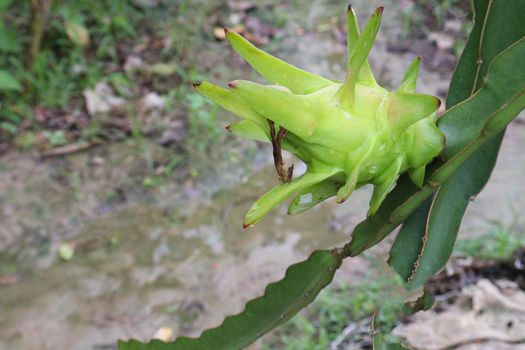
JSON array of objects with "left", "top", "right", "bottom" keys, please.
[{"left": 0, "top": 166, "right": 363, "bottom": 350}]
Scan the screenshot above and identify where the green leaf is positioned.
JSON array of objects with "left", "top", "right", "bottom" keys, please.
[
  {"left": 64, "top": 21, "right": 90, "bottom": 46},
  {"left": 0, "top": 23, "right": 21, "bottom": 53},
  {"left": 147, "top": 63, "right": 180, "bottom": 76},
  {"left": 118, "top": 250, "right": 343, "bottom": 350},
  {"left": 0, "top": 0, "right": 13, "bottom": 12},
  {"left": 0, "top": 121, "right": 17, "bottom": 134},
  {"left": 389, "top": 0, "right": 525, "bottom": 288},
  {"left": 0, "top": 70, "right": 21, "bottom": 91},
  {"left": 373, "top": 335, "right": 410, "bottom": 350}
]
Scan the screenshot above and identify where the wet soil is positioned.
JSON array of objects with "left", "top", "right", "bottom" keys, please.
[{"left": 1, "top": 1, "right": 524, "bottom": 349}]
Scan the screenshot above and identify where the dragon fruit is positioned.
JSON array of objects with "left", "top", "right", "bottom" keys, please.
[{"left": 194, "top": 6, "right": 444, "bottom": 227}]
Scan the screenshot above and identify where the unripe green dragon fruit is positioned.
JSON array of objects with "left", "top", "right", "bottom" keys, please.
[{"left": 194, "top": 6, "right": 444, "bottom": 227}]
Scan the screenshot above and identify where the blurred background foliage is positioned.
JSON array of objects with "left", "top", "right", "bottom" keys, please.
[{"left": 0, "top": 0, "right": 258, "bottom": 180}]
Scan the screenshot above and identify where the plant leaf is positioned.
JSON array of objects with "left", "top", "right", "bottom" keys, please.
[
  {"left": 0, "top": 0, "right": 13, "bottom": 12},
  {"left": 389, "top": 0, "right": 525, "bottom": 288},
  {"left": 64, "top": 21, "right": 90, "bottom": 46},
  {"left": 118, "top": 249, "right": 343, "bottom": 350},
  {"left": 0, "top": 70, "right": 21, "bottom": 91},
  {"left": 0, "top": 23, "right": 21, "bottom": 53}
]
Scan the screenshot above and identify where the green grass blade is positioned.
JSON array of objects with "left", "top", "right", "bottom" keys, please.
[
  {"left": 118, "top": 250, "right": 343, "bottom": 350},
  {"left": 0, "top": 70, "right": 22, "bottom": 91}
]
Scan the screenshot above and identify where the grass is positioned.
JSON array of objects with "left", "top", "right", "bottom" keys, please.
[
  {"left": 1, "top": 0, "right": 266, "bottom": 180},
  {"left": 455, "top": 219, "right": 525, "bottom": 260},
  {"left": 0, "top": 0, "right": 140, "bottom": 136}
]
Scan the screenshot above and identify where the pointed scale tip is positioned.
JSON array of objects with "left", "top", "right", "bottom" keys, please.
[
  {"left": 192, "top": 82, "right": 201, "bottom": 89},
  {"left": 346, "top": 3, "right": 352, "bottom": 12},
  {"left": 228, "top": 80, "right": 238, "bottom": 88},
  {"left": 376, "top": 6, "right": 384, "bottom": 14},
  {"left": 242, "top": 222, "right": 252, "bottom": 229},
  {"left": 225, "top": 124, "right": 232, "bottom": 132},
  {"left": 224, "top": 27, "right": 229, "bottom": 34}
]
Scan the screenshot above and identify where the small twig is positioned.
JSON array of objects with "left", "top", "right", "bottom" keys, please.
[
  {"left": 40, "top": 140, "right": 101, "bottom": 157},
  {"left": 268, "top": 120, "right": 293, "bottom": 183},
  {"left": 330, "top": 323, "right": 358, "bottom": 350},
  {"left": 442, "top": 338, "right": 525, "bottom": 350},
  {"left": 330, "top": 317, "right": 372, "bottom": 350},
  {"left": 28, "top": 0, "right": 47, "bottom": 68}
]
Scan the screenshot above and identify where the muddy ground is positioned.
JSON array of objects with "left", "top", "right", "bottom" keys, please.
[{"left": 1, "top": 1, "right": 524, "bottom": 349}]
